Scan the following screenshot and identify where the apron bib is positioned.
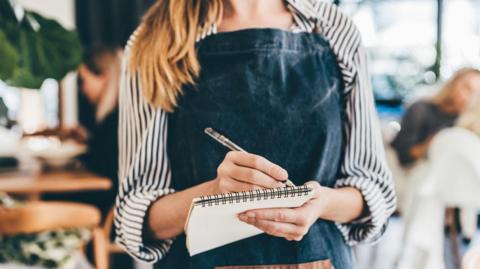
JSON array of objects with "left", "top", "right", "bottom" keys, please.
[{"left": 160, "top": 28, "right": 353, "bottom": 269}]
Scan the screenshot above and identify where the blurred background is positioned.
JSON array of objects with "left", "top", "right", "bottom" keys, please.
[{"left": 1, "top": 0, "right": 480, "bottom": 269}]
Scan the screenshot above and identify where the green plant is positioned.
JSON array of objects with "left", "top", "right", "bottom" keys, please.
[
  {"left": 0, "top": 30, "right": 19, "bottom": 80},
  {"left": 0, "top": 0, "right": 82, "bottom": 89}
]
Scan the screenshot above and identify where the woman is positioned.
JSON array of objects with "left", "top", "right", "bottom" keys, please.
[
  {"left": 115, "top": 1, "right": 396, "bottom": 268},
  {"left": 391, "top": 68, "right": 480, "bottom": 167},
  {"left": 45, "top": 46, "right": 123, "bottom": 216},
  {"left": 77, "top": 46, "right": 122, "bottom": 181},
  {"left": 76, "top": 46, "right": 123, "bottom": 215},
  {"left": 398, "top": 101, "right": 480, "bottom": 269}
]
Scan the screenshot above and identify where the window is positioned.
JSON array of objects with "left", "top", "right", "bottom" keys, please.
[
  {"left": 340, "top": 0, "right": 438, "bottom": 101},
  {"left": 442, "top": 0, "right": 480, "bottom": 77}
]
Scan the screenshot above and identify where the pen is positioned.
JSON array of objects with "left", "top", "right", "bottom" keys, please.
[{"left": 204, "top": 127, "right": 295, "bottom": 187}]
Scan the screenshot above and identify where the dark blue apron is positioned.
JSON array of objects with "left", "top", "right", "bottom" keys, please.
[{"left": 161, "top": 28, "right": 353, "bottom": 269}]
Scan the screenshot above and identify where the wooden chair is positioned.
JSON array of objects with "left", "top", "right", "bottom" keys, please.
[
  {"left": 0, "top": 201, "right": 106, "bottom": 269},
  {"left": 103, "top": 207, "right": 125, "bottom": 254},
  {"left": 93, "top": 207, "right": 127, "bottom": 269},
  {"left": 446, "top": 207, "right": 462, "bottom": 269}
]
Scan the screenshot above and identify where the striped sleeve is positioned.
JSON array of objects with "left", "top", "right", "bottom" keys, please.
[
  {"left": 114, "top": 36, "right": 175, "bottom": 263},
  {"left": 335, "top": 44, "right": 397, "bottom": 245},
  {"left": 297, "top": 1, "right": 397, "bottom": 245}
]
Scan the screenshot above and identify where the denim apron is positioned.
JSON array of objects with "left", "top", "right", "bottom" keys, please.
[{"left": 161, "top": 28, "right": 353, "bottom": 269}]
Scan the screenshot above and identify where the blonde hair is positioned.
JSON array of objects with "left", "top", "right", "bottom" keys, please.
[
  {"left": 433, "top": 67, "right": 480, "bottom": 107},
  {"left": 457, "top": 99, "right": 480, "bottom": 136},
  {"left": 95, "top": 49, "right": 123, "bottom": 122},
  {"left": 81, "top": 47, "right": 123, "bottom": 122},
  {"left": 129, "top": 0, "right": 223, "bottom": 112}
]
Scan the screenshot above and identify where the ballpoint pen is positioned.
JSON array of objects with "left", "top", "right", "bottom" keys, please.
[{"left": 204, "top": 127, "right": 295, "bottom": 187}]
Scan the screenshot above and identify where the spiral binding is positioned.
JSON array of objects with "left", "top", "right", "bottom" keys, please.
[{"left": 195, "top": 185, "right": 311, "bottom": 207}]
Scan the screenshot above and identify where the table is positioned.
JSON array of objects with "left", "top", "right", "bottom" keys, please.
[{"left": 0, "top": 170, "right": 112, "bottom": 195}]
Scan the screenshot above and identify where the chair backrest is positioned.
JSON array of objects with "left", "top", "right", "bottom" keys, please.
[
  {"left": 0, "top": 201, "right": 101, "bottom": 235},
  {"left": 425, "top": 127, "right": 480, "bottom": 207},
  {"left": 463, "top": 248, "right": 480, "bottom": 269}
]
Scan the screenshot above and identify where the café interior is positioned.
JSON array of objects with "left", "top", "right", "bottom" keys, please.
[{"left": 1, "top": 0, "right": 480, "bottom": 269}]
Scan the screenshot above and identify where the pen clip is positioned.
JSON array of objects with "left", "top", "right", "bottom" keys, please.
[{"left": 204, "top": 127, "right": 246, "bottom": 152}]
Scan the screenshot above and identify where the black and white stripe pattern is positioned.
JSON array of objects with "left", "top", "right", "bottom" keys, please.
[{"left": 115, "top": 0, "right": 396, "bottom": 262}]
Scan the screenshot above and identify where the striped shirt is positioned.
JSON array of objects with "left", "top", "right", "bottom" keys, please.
[{"left": 115, "top": 0, "right": 397, "bottom": 263}]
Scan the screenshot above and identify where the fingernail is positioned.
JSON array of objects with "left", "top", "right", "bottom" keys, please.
[
  {"left": 238, "top": 214, "right": 247, "bottom": 221},
  {"left": 246, "top": 212, "right": 255, "bottom": 218}
]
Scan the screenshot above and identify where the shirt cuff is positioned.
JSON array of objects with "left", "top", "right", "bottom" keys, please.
[
  {"left": 334, "top": 177, "right": 395, "bottom": 245},
  {"left": 115, "top": 188, "right": 176, "bottom": 263}
]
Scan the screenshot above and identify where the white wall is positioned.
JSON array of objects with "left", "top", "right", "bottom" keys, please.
[
  {"left": 15, "top": 0, "right": 75, "bottom": 29},
  {"left": 15, "top": 0, "right": 78, "bottom": 127}
]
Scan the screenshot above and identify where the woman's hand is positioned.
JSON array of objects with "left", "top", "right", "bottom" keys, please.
[
  {"left": 238, "top": 181, "right": 326, "bottom": 241},
  {"left": 60, "top": 126, "right": 89, "bottom": 143},
  {"left": 410, "top": 135, "right": 434, "bottom": 161},
  {"left": 149, "top": 151, "right": 290, "bottom": 240},
  {"left": 212, "top": 151, "right": 289, "bottom": 193}
]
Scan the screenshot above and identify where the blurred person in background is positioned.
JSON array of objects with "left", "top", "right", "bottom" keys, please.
[
  {"left": 46, "top": 46, "right": 123, "bottom": 217},
  {"left": 41, "top": 46, "right": 126, "bottom": 268},
  {"left": 77, "top": 45, "right": 122, "bottom": 197},
  {"left": 391, "top": 68, "right": 480, "bottom": 168},
  {"left": 391, "top": 68, "right": 480, "bottom": 248},
  {"left": 398, "top": 99, "right": 480, "bottom": 269}
]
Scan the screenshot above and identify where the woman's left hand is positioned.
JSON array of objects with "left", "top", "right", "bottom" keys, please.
[{"left": 238, "top": 181, "right": 326, "bottom": 241}]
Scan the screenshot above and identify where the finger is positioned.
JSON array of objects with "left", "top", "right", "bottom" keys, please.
[
  {"left": 241, "top": 208, "right": 299, "bottom": 224},
  {"left": 220, "top": 178, "right": 262, "bottom": 193},
  {"left": 305, "top": 181, "right": 321, "bottom": 190},
  {"left": 226, "top": 152, "right": 288, "bottom": 180},
  {"left": 218, "top": 161, "right": 282, "bottom": 188},
  {"left": 239, "top": 217, "right": 304, "bottom": 239},
  {"left": 229, "top": 166, "right": 285, "bottom": 188},
  {"left": 304, "top": 181, "right": 322, "bottom": 198}
]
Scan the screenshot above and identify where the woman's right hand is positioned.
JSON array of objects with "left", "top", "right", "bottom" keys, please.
[{"left": 212, "top": 151, "right": 289, "bottom": 193}]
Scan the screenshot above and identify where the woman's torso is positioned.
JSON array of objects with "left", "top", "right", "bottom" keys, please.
[{"left": 160, "top": 28, "right": 352, "bottom": 269}]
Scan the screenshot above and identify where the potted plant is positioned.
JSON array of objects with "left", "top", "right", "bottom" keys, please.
[
  {"left": 0, "top": 0, "right": 82, "bottom": 89},
  {"left": 0, "top": 0, "right": 83, "bottom": 133}
]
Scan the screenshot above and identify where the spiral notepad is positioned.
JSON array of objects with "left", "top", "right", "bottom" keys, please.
[{"left": 185, "top": 185, "right": 313, "bottom": 256}]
